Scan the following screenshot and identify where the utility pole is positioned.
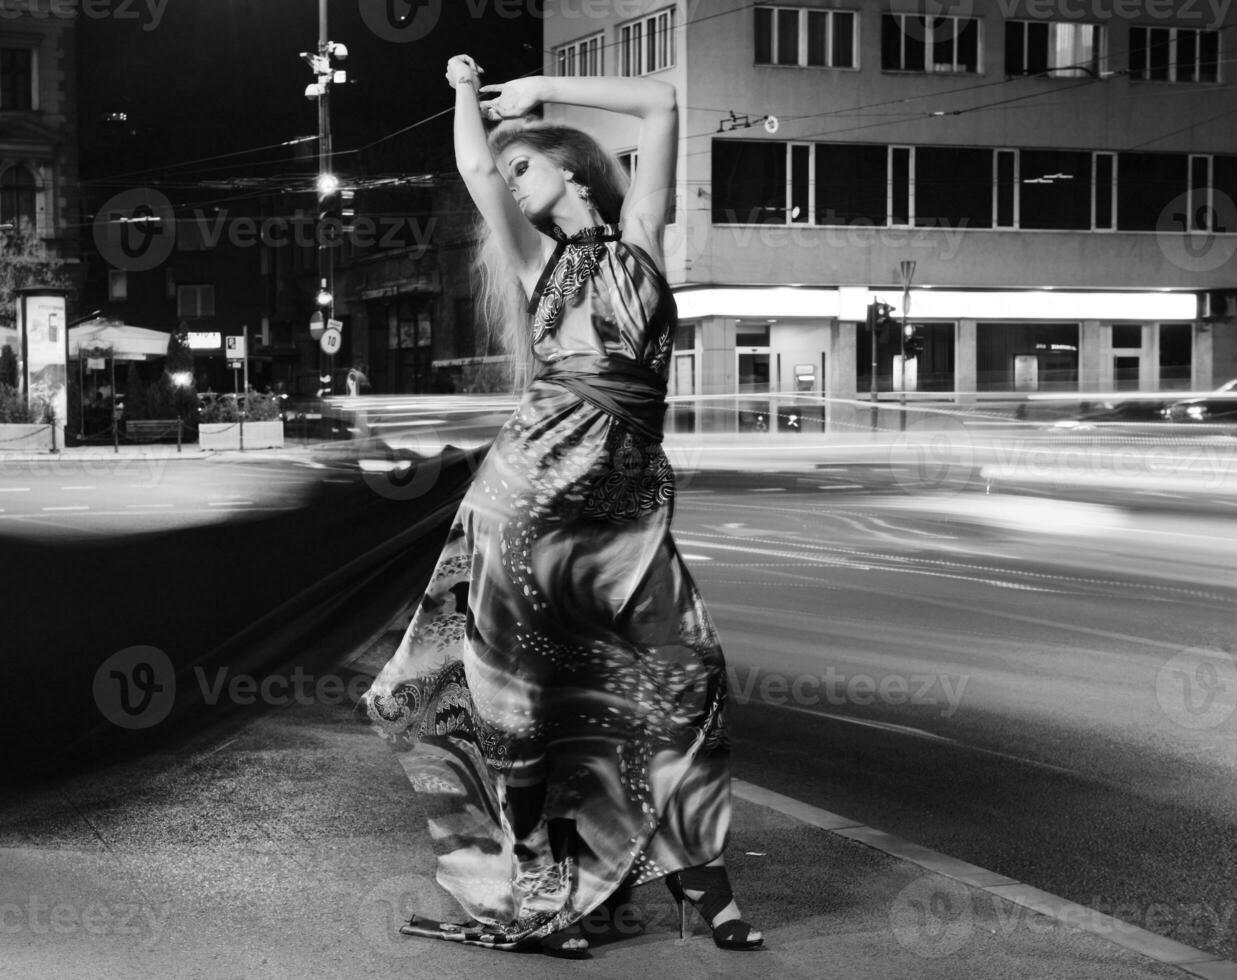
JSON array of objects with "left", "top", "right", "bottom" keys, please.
[
  {"left": 301, "top": 0, "right": 348, "bottom": 395},
  {"left": 898, "top": 260, "right": 916, "bottom": 432}
]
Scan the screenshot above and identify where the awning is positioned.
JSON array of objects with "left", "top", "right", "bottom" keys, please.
[{"left": 69, "top": 319, "right": 170, "bottom": 361}]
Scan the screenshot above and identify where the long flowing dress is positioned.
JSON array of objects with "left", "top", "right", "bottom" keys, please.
[{"left": 363, "top": 223, "right": 732, "bottom": 948}]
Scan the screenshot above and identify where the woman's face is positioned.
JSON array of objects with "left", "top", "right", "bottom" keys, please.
[{"left": 498, "top": 143, "right": 568, "bottom": 223}]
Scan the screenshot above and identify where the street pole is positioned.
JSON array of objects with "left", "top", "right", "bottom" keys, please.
[
  {"left": 898, "top": 260, "right": 916, "bottom": 433},
  {"left": 868, "top": 302, "right": 878, "bottom": 431}
]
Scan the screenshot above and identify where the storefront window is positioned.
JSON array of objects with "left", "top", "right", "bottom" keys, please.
[{"left": 977, "top": 322, "right": 1079, "bottom": 391}]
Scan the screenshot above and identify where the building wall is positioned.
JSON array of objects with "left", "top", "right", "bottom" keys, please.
[
  {"left": 0, "top": 0, "right": 80, "bottom": 261},
  {"left": 544, "top": 0, "right": 1237, "bottom": 400}
]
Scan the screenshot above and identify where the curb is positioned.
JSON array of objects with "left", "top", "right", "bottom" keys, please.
[{"left": 732, "top": 779, "right": 1237, "bottom": 980}]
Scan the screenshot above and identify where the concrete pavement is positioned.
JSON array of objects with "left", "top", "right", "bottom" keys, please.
[{"left": 2, "top": 636, "right": 1234, "bottom": 980}]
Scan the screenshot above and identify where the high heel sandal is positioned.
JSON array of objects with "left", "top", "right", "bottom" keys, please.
[{"left": 666, "top": 867, "right": 764, "bottom": 951}]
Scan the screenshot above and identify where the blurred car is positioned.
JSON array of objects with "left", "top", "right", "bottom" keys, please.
[
  {"left": 1048, "top": 397, "right": 1175, "bottom": 431},
  {"left": 1165, "top": 380, "right": 1237, "bottom": 425}
]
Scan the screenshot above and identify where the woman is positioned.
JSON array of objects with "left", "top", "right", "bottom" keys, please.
[{"left": 362, "top": 56, "right": 763, "bottom": 958}]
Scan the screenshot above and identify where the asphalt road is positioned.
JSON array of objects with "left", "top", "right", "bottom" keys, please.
[{"left": 668, "top": 476, "right": 1237, "bottom": 961}]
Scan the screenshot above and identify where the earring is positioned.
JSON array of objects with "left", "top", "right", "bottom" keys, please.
[{"left": 574, "top": 182, "right": 593, "bottom": 206}]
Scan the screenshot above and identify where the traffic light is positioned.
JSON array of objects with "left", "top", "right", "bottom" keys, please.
[
  {"left": 869, "top": 302, "right": 896, "bottom": 343},
  {"left": 903, "top": 324, "right": 925, "bottom": 358}
]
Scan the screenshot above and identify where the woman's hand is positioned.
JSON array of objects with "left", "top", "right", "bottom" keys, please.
[
  {"left": 477, "top": 77, "right": 545, "bottom": 120},
  {"left": 445, "top": 54, "right": 483, "bottom": 91}
]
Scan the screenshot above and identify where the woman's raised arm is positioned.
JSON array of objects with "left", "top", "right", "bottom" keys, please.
[{"left": 448, "top": 56, "right": 544, "bottom": 284}]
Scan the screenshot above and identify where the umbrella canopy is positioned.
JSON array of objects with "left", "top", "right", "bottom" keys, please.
[{"left": 69, "top": 319, "right": 170, "bottom": 360}]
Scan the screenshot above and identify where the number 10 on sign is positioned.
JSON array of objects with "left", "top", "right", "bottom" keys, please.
[{"left": 320, "top": 326, "right": 343, "bottom": 355}]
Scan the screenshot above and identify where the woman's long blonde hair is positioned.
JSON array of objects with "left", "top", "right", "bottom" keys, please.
[{"left": 473, "top": 120, "right": 630, "bottom": 388}]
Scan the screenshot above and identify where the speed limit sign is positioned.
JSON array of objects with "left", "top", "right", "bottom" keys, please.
[{"left": 319, "top": 326, "right": 343, "bottom": 355}]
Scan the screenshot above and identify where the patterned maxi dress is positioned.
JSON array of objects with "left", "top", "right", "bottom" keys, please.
[{"left": 363, "top": 224, "right": 731, "bottom": 948}]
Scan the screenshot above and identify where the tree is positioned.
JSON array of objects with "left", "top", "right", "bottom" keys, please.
[
  {"left": 0, "top": 345, "right": 16, "bottom": 388},
  {"left": 0, "top": 222, "right": 72, "bottom": 330}
]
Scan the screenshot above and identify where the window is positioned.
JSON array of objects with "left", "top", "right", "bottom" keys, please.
[
  {"left": 1020, "top": 150, "right": 1092, "bottom": 230},
  {"left": 108, "top": 270, "right": 128, "bottom": 302},
  {"left": 995, "top": 149, "right": 1018, "bottom": 227},
  {"left": 1189, "top": 154, "right": 1212, "bottom": 231},
  {"left": 1112, "top": 324, "right": 1141, "bottom": 348},
  {"left": 815, "top": 143, "right": 887, "bottom": 225},
  {"left": 890, "top": 146, "right": 912, "bottom": 225},
  {"left": 177, "top": 284, "right": 215, "bottom": 319},
  {"left": 1117, "top": 152, "right": 1187, "bottom": 231},
  {"left": 555, "top": 32, "right": 604, "bottom": 77},
  {"left": 712, "top": 139, "right": 786, "bottom": 223},
  {"left": 1093, "top": 152, "right": 1115, "bottom": 230},
  {"left": 882, "top": 15, "right": 980, "bottom": 73},
  {"left": 0, "top": 46, "right": 33, "bottom": 110},
  {"left": 755, "top": 7, "right": 856, "bottom": 68},
  {"left": 1006, "top": 21, "right": 1106, "bottom": 77},
  {"left": 620, "top": 7, "right": 674, "bottom": 76},
  {"left": 915, "top": 147, "right": 992, "bottom": 228},
  {"left": 1130, "top": 26, "right": 1219, "bottom": 82},
  {"left": 0, "top": 164, "right": 35, "bottom": 232}
]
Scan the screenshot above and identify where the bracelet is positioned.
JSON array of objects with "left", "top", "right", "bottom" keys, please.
[{"left": 455, "top": 76, "right": 476, "bottom": 88}]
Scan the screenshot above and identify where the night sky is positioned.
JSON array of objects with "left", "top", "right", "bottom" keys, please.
[{"left": 77, "top": 1, "right": 544, "bottom": 191}]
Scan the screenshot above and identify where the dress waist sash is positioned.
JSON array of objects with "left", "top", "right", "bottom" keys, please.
[{"left": 534, "top": 354, "right": 668, "bottom": 444}]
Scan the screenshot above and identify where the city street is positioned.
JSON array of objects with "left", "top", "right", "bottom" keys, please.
[{"left": 3, "top": 423, "right": 1235, "bottom": 965}]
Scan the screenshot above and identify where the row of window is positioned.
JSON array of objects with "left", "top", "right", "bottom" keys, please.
[
  {"left": 711, "top": 139, "right": 1237, "bottom": 232},
  {"left": 554, "top": 7, "right": 675, "bottom": 78},
  {"left": 555, "top": 9, "right": 1221, "bottom": 82}
]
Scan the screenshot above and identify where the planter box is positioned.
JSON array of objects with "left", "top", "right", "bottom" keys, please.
[
  {"left": 0, "top": 423, "right": 54, "bottom": 452},
  {"left": 198, "top": 420, "right": 284, "bottom": 451}
]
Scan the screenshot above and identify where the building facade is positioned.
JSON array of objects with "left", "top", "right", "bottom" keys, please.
[
  {"left": 0, "top": 0, "right": 79, "bottom": 264},
  {"left": 544, "top": 0, "right": 1237, "bottom": 430}
]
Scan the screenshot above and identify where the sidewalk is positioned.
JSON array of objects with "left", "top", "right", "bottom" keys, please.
[{"left": 1, "top": 642, "right": 1232, "bottom": 980}]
